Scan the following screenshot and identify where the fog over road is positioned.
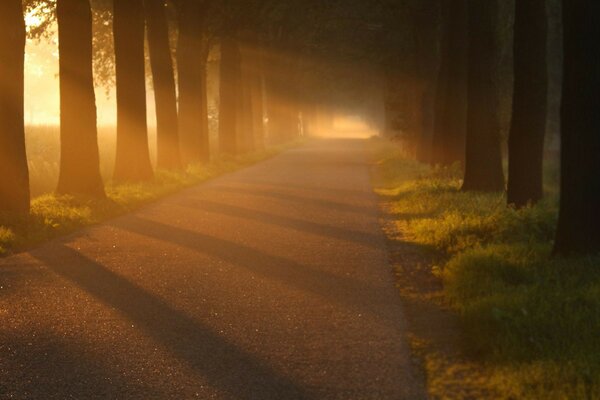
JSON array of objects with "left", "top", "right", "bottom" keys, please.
[{"left": 0, "top": 139, "right": 425, "bottom": 399}]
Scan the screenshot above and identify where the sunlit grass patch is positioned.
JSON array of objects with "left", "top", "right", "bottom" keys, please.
[{"left": 370, "top": 137, "right": 599, "bottom": 399}]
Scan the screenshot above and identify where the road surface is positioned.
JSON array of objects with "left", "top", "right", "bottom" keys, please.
[{"left": 0, "top": 139, "right": 425, "bottom": 399}]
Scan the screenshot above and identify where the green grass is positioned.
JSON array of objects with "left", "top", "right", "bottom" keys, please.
[
  {"left": 371, "top": 138, "right": 600, "bottom": 399},
  {"left": 1, "top": 126, "right": 298, "bottom": 254}
]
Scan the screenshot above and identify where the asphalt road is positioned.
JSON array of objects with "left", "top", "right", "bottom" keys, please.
[{"left": 0, "top": 139, "right": 425, "bottom": 399}]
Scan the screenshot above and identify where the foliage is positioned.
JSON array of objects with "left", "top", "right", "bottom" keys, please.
[{"left": 372, "top": 138, "right": 600, "bottom": 399}]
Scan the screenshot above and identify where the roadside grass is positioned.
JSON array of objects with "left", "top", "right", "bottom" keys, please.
[
  {"left": 1, "top": 126, "right": 298, "bottom": 254},
  {"left": 371, "top": 138, "right": 600, "bottom": 399}
]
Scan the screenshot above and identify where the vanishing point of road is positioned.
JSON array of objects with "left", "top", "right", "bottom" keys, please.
[{"left": 0, "top": 139, "right": 426, "bottom": 399}]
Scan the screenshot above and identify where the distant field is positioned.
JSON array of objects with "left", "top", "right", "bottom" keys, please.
[{"left": 24, "top": 125, "right": 223, "bottom": 197}]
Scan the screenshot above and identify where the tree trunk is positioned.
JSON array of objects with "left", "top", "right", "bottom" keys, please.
[
  {"left": 507, "top": 0, "right": 548, "bottom": 207},
  {"left": 431, "top": 0, "right": 468, "bottom": 167},
  {"left": 462, "top": 0, "right": 505, "bottom": 192},
  {"left": 177, "top": 1, "right": 209, "bottom": 164},
  {"left": 250, "top": 48, "right": 265, "bottom": 150},
  {"left": 553, "top": 1, "right": 600, "bottom": 256},
  {"left": 146, "top": 0, "right": 181, "bottom": 170},
  {"left": 238, "top": 44, "right": 256, "bottom": 154},
  {"left": 113, "top": 0, "right": 153, "bottom": 182},
  {"left": 56, "top": 0, "right": 105, "bottom": 197},
  {"left": 219, "top": 37, "right": 241, "bottom": 155},
  {"left": 0, "top": 0, "right": 29, "bottom": 213}
]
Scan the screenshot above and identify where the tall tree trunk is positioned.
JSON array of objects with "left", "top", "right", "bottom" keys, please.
[
  {"left": 462, "top": 0, "right": 505, "bottom": 192},
  {"left": 177, "top": 1, "right": 209, "bottom": 164},
  {"left": 431, "top": 0, "right": 468, "bottom": 166},
  {"left": 219, "top": 36, "right": 240, "bottom": 155},
  {"left": 250, "top": 47, "right": 265, "bottom": 150},
  {"left": 507, "top": 0, "right": 548, "bottom": 207},
  {"left": 146, "top": 0, "right": 181, "bottom": 170},
  {"left": 238, "top": 44, "right": 256, "bottom": 154},
  {"left": 56, "top": 0, "right": 105, "bottom": 197},
  {"left": 553, "top": 1, "right": 600, "bottom": 256},
  {"left": 0, "top": 0, "right": 29, "bottom": 213},
  {"left": 113, "top": 0, "right": 153, "bottom": 182}
]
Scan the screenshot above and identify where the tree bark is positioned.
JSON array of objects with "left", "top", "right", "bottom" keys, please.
[
  {"left": 0, "top": 0, "right": 29, "bottom": 213},
  {"left": 56, "top": 0, "right": 105, "bottom": 197},
  {"left": 250, "top": 47, "right": 265, "bottom": 150},
  {"left": 113, "top": 0, "right": 154, "bottom": 182},
  {"left": 553, "top": 1, "right": 600, "bottom": 255},
  {"left": 177, "top": 1, "right": 209, "bottom": 164},
  {"left": 507, "top": 0, "right": 548, "bottom": 207},
  {"left": 219, "top": 37, "right": 241, "bottom": 155},
  {"left": 238, "top": 43, "right": 256, "bottom": 154},
  {"left": 146, "top": 0, "right": 182, "bottom": 170},
  {"left": 431, "top": 0, "right": 468, "bottom": 167},
  {"left": 462, "top": 0, "right": 505, "bottom": 192}
]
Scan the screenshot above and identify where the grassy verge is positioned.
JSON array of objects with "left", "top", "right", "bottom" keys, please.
[
  {"left": 371, "top": 138, "right": 600, "bottom": 399},
  {"left": 0, "top": 143, "right": 297, "bottom": 255}
]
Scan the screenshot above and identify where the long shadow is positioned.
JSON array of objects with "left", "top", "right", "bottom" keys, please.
[
  {"left": 112, "top": 216, "right": 400, "bottom": 326},
  {"left": 178, "top": 199, "right": 380, "bottom": 249},
  {"left": 204, "top": 185, "right": 373, "bottom": 215},
  {"left": 30, "top": 244, "right": 310, "bottom": 400},
  {"left": 0, "top": 331, "right": 158, "bottom": 399},
  {"left": 229, "top": 180, "right": 373, "bottom": 199}
]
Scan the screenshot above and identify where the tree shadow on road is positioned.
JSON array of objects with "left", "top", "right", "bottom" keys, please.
[
  {"left": 29, "top": 244, "right": 310, "bottom": 400},
  {"left": 112, "top": 216, "right": 405, "bottom": 331},
  {"left": 177, "top": 198, "right": 381, "bottom": 248}
]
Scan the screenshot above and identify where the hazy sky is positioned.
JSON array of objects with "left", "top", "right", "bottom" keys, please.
[{"left": 24, "top": 24, "right": 156, "bottom": 127}]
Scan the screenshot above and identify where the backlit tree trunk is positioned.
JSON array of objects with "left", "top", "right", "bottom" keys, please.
[
  {"left": 507, "top": 0, "right": 548, "bottom": 207},
  {"left": 113, "top": 0, "right": 154, "bottom": 182},
  {"left": 238, "top": 44, "right": 256, "bottom": 154},
  {"left": 0, "top": 0, "right": 29, "bottom": 213},
  {"left": 146, "top": 0, "right": 182, "bottom": 170},
  {"left": 553, "top": 1, "right": 600, "bottom": 256},
  {"left": 462, "top": 0, "right": 504, "bottom": 192},
  {"left": 431, "top": 0, "right": 468, "bottom": 166},
  {"left": 177, "top": 1, "right": 209, "bottom": 164},
  {"left": 56, "top": 0, "right": 105, "bottom": 197},
  {"left": 219, "top": 36, "right": 241, "bottom": 155}
]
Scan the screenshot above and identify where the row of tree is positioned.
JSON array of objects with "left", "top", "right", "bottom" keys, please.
[
  {"left": 1, "top": 0, "right": 313, "bottom": 213},
  {"left": 1, "top": 0, "right": 598, "bottom": 257},
  {"left": 385, "top": 0, "right": 598, "bottom": 256}
]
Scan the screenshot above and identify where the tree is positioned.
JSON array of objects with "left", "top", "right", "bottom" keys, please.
[
  {"left": 238, "top": 42, "right": 257, "bottom": 153},
  {"left": 219, "top": 36, "right": 241, "bottom": 155},
  {"left": 430, "top": 0, "right": 468, "bottom": 167},
  {"left": 553, "top": 1, "right": 600, "bottom": 255},
  {"left": 146, "top": 0, "right": 182, "bottom": 170},
  {"left": 56, "top": 0, "right": 105, "bottom": 197},
  {"left": 0, "top": 0, "right": 30, "bottom": 214},
  {"left": 507, "top": 0, "right": 548, "bottom": 207},
  {"left": 462, "top": 0, "right": 504, "bottom": 192},
  {"left": 177, "top": 0, "right": 210, "bottom": 164},
  {"left": 113, "top": 0, "right": 154, "bottom": 182}
]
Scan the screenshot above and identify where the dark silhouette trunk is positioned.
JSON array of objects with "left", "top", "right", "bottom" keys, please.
[
  {"left": 56, "top": 0, "right": 105, "bottom": 197},
  {"left": 177, "top": 2, "right": 209, "bottom": 164},
  {"left": 219, "top": 37, "right": 241, "bottom": 155},
  {"left": 414, "top": 2, "right": 441, "bottom": 164},
  {"left": 431, "top": 0, "right": 468, "bottom": 166},
  {"left": 146, "top": 0, "right": 182, "bottom": 170},
  {"left": 264, "top": 54, "right": 298, "bottom": 144},
  {"left": 462, "top": 1, "right": 504, "bottom": 192},
  {"left": 554, "top": 1, "right": 600, "bottom": 256},
  {"left": 250, "top": 48, "right": 265, "bottom": 150},
  {"left": 113, "top": 0, "right": 154, "bottom": 182},
  {"left": 507, "top": 0, "right": 548, "bottom": 207},
  {"left": 0, "top": 0, "right": 29, "bottom": 213},
  {"left": 238, "top": 44, "right": 256, "bottom": 154}
]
